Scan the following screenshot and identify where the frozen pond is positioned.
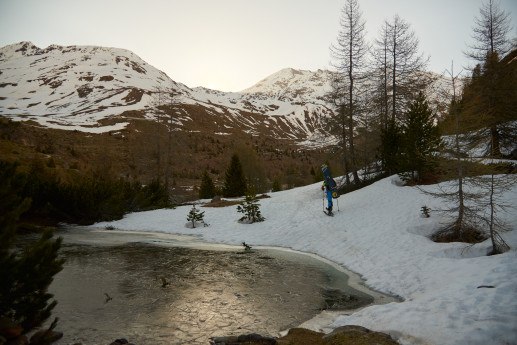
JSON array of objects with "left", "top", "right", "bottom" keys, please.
[{"left": 45, "top": 227, "right": 396, "bottom": 345}]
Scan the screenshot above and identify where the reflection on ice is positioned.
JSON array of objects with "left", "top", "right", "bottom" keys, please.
[{"left": 48, "top": 227, "right": 386, "bottom": 345}]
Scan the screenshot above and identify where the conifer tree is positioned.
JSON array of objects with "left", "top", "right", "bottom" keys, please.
[
  {"left": 237, "top": 185, "right": 265, "bottom": 224},
  {"left": 235, "top": 142, "right": 267, "bottom": 193},
  {"left": 222, "top": 154, "right": 247, "bottom": 197},
  {"left": 186, "top": 204, "right": 206, "bottom": 228},
  {"left": 199, "top": 170, "right": 216, "bottom": 199},
  {"left": 271, "top": 178, "right": 281, "bottom": 192},
  {"left": 0, "top": 162, "right": 64, "bottom": 337},
  {"left": 379, "top": 119, "right": 403, "bottom": 175},
  {"left": 400, "top": 92, "right": 443, "bottom": 182}
]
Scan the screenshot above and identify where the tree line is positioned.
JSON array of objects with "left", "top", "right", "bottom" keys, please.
[{"left": 1, "top": 159, "right": 170, "bottom": 226}]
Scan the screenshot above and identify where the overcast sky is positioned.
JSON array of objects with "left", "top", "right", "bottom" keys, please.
[{"left": 1, "top": 0, "right": 516, "bottom": 92}]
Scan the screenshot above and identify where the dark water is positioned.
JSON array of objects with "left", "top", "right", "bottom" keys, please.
[{"left": 46, "top": 228, "right": 378, "bottom": 345}]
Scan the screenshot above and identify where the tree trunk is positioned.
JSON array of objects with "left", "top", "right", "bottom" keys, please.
[
  {"left": 490, "top": 125, "right": 501, "bottom": 157},
  {"left": 341, "top": 105, "right": 351, "bottom": 185},
  {"left": 348, "top": 47, "right": 360, "bottom": 184},
  {"left": 391, "top": 22, "right": 397, "bottom": 122}
]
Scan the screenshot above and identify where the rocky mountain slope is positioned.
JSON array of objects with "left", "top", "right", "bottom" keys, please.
[{"left": 0, "top": 42, "right": 335, "bottom": 147}]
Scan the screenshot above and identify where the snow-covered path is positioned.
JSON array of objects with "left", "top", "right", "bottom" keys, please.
[{"left": 93, "top": 176, "right": 517, "bottom": 345}]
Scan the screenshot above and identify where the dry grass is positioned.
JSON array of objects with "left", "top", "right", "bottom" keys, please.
[{"left": 202, "top": 200, "right": 241, "bottom": 208}]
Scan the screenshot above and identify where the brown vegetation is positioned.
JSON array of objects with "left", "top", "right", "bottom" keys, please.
[{"left": 0, "top": 116, "right": 331, "bottom": 203}]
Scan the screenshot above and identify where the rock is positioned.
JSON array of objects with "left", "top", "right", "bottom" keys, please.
[
  {"left": 109, "top": 339, "right": 133, "bottom": 345},
  {"left": 276, "top": 326, "right": 400, "bottom": 345},
  {"left": 210, "top": 335, "right": 239, "bottom": 344},
  {"left": 322, "top": 325, "right": 399, "bottom": 345},
  {"left": 277, "top": 328, "right": 325, "bottom": 345},
  {"left": 238, "top": 333, "right": 277, "bottom": 344},
  {"left": 211, "top": 195, "right": 221, "bottom": 202},
  {"left": 210, "top": 334, "right": 277, "bottom": 345}
]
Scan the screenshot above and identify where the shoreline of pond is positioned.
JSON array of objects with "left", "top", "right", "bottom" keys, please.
[{"left": 48, "top": 226, "right": 400, "bottom": 344}]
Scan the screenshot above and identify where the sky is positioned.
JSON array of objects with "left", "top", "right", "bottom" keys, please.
[{"left": 0, "top": 0, "right": 516, "bottom": 92}]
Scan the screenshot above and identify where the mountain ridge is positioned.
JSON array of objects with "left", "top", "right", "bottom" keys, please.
[
  {"left": 1, "top": 41, "right": 454, "bottom": 148},
  {"left": 0, "top": 41, "right": 336, "bottom": 147}
]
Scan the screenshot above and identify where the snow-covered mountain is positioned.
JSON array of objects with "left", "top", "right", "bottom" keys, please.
[
  {"left": 0, "top": 42, "right": 454, "bottom": 147},
  {"left": 0, "top": 42, "right": 334, "bottom": 146},
  {"left": 242, "top": 67, "right": 333, "bottom": 101}
]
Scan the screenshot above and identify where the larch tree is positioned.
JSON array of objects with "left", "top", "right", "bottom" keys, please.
[
  {"left": 465, "top": 0, "right": 512, "bottom": 64},
  {"left": 328, "top": 0, "right": 370, "bottom": 185},
  {"left": 373, "top": 15, "right": 434, "bottom": 176},
  {"left": 432, "top": 61, "right": 473, "bottom": 240},
  {"left": 372, "top": 21, "right": 391, "bottom": 132},
  {"left": 427, "top": 0, "right": 515, "bottom": 251},
  {"left": 457, "top": 0, "right": 515, "bottom": 253},
  {"left": 374, "top": 15, "right": 432, "bottom": 124},
  {"left": 464, "top": 0, "right": 514, "bottom": 157}
]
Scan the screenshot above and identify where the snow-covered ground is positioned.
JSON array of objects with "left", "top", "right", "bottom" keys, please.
[{"left": 93, "top": 175, "right": 517, "bottom": 345}]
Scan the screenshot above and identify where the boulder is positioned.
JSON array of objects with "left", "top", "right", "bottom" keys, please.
[
  {"left": 276, "top": 328, "right": 325, "bottom": 345},
  {"left": 276, "top": 326, "right": 400, "bottom": 345},
  {"left": 322, "top": 325, "right": 398, "bottom": 345}
]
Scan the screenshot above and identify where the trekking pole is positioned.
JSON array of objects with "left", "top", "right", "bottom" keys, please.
[{"left": 337, "top": 198, "right": 340, "bottom": 212}]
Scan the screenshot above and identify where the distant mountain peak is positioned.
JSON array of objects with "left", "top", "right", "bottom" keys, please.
[
  {"left": 0, "top": 42, "right": 336, "bottom": 146},
  {"left": 241, "top": 67, "right": 333, "bottom": 103}
]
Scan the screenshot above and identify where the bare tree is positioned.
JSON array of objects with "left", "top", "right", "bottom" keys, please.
[
  {"left": 372, "top": 21, "right": 392, "bottom": 131},
  {"left": 326, "top": 80, "right": 351, "bottom": 185},
  {"left": 427, "top": 61, "right": 513, "bottom": 254},
  {"left": 329, "top": 0, "right": 370, "bottom": 185},
  {"left": 448, "top": 62, "right": 467, "bottom": 233},
  {"left": 425, "top": 62, "right": 478, "bottom": 242},
  {"left": 373, "top": 15, "right": 432, "bottom": 123},
  {"left": 465, "top": 0, "right": 513, "bottom": 64}
]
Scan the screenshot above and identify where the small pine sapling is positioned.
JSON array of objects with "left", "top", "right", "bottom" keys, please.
[
  {"left": 186, "top": 204, "right": 206, "bottom": 228},
  {"left": 237, "top": 186, "right": 265, "bottom": 224}
]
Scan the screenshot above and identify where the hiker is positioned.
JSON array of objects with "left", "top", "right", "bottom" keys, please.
[{"left": 321, "top": 180, "right": 333, "bottom": 215}]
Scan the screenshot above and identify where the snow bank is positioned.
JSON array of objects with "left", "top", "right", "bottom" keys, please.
[{"left": 93, "top": 175, "right": 517, "bottom": 345}]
